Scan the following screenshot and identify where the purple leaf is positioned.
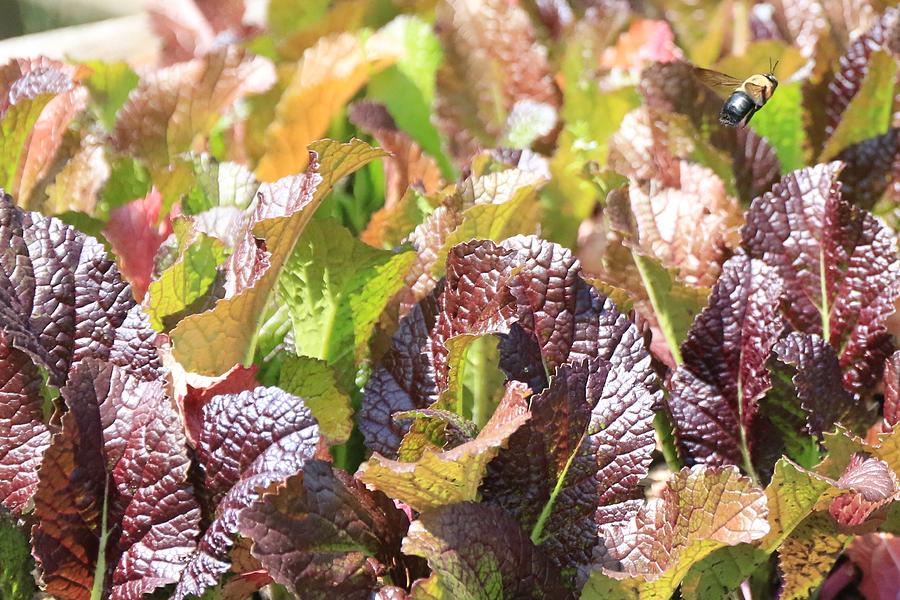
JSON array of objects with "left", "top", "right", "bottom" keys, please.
[
  {"left": 359, "top": 295, "right": 439, "bottom": 456},
  {"left": 0, "top": 334, "right": 49, "bottom": 514},
  {"left": 31, "top": 359, "right": 199, "bottom": 600},
  {"left": 482, "top": 357, "right": 658, "bottom": 576},
  {"left": 773, "top": 332, "right": 856, "bottom": 436},
  {"left": 836, "top": 128, "right": 899, "bottom": 209},
  {"left": 829, "top": 453, "right": 899, "bottom": 527},
  {"left": 742, "top": 162, "right": 900, "bottom": 392},
  {"left": 0, "top": 194, "right": 160, "bottom": 515},
  {"left": 883, "top": 351, "right": 900, "bottom": 430},
  {"left": 174, "top": 386, "right": 320, "bottom": 599},
  {"left": 0, "top": 192, "right": 160, "bottom": 386},
  {"left": 667, "top": 252, "right": 785, "bottom": 470},
  {"left": 237, "top": 460, "right": 422, "bottom": 599}
]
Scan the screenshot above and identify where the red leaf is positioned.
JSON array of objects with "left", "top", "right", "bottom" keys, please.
[
  {"left": 846, "top": 533, "right": 900, "bottom": 600},
  {"left": 105, "top": 189, "right": 174, "bottom": 302},
  {"left": 31, "top": 360, "right": 200, "bottom": 600}
]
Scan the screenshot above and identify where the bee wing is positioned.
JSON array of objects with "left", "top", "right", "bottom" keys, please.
[
  {"left": 693, "top": 67, "right": 744, "bottom": 96},
  {"left": 743, "top": 81, "right": 767, "bottom": 104}
]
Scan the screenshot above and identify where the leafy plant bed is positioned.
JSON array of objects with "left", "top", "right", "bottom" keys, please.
[{"left": 0, "top": 1, "right": 899, "bottom": 599}]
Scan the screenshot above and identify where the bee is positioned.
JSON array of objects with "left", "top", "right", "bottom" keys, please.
[{"left": 694, "top": 60, "right": 779, "bottom": 127}]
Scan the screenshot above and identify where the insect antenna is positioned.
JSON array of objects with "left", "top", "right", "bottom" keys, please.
[{"left": 769, "top": 58, "right": 779, "bottom": 75}]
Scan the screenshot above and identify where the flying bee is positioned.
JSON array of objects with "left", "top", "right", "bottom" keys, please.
[{"left": 694, "top": 60, "right": 779, "bottom": 127}]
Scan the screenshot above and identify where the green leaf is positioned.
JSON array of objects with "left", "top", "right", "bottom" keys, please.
[
  {"left": 279, "top": 217, "right": 414, "bottom": 368},
  {"left": 278, "top": 355, "right": 354, "bottom": 444},
  {"left": 750, "top": 81, "right": 806, "bottom": 173},
  {"left": 760, "top": 459, "right": 842, "bottom": 553},
  {"left": 147, "top": 234, "right": 227, "bottom": 331},
  {"left": 171, "top": 139, "right": 386, "bottom": 376},
  {"left": 267, "top": 0, "right": 330, "bottom": 37},
  {"left": 680, "top": 545, "right": 769, "bottom": 600},
  {"left": 358, "top": 382, "right": 531, "bottom": 511},
  {"left": 0, "top": 94, "right": 57, "bottom": 194},
  {"left": 367, "top": 15, "right": 451, "bottom": 178},
  {"left": 580, "top": 572, "right": 637, "bottom": 600},
  {"left": 0, "top": 514, "right": 36, "bottom": 600},
  {"left": 820, "top": 50, "right": 897, "bottom": 161},
  {"left": 547, "top": 78, "right": 640, "bottom": 244},
  {"left": 98, "top": 156, "right": 152, "bottom": 214},
  {"left": 182, "top": 157, "right": 258, "bottom": 215},
  {"left": 82, "top": 60, "right": 139, "bottom": 130},
  {"left": 631, "top": 254, "right": 708, "bottom": 365}
]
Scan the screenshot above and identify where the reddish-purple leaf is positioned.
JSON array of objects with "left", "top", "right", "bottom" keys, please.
[
  {"left": 825, "top": 7, "right": 900, "bottom": 139},
  {"left": 482, "top": 356, "right": 658, "bottom": 575},
  {"left": 402, "top": 502, "right": 570, "bottom": 598},
  {"left": 667, "top": 252, "right": 785, "bottom": 469},
  {"left": 31, "top": 359, "right": 200, "bottom": 600},
  {"left": 0, "top": 333, "right": 49, "bottom": 514},
  {"left": 883, "top": 351, "right": 900, "bottom": 431},
  {"left": 0, "top": 195, "right": 160, "bottom": 513},
  {"left": 0, "top": 193, "right": 160, "bottom": 385},
  {"left": 845, "top": 533, "right": 900, "bottom": 600},
  {"left": 237, "top": 460, "right": 421, "bottom": 599},
  {"left": 773, "top": 332, "right": 856, "bottom": 436},
  {"left": 428, "top": 240, "right": 519, "bottom": 391},
  {"left": 828, "top": 452, "right": 899, "bottom": 527},
  {"left": 836, "top": 128, "right": 899, "bottom": 210},
  {"left": 104, "top": 188, "right": 174, "bottom": 302},
  {"left": 362, "top": 235, "right": 653, "bottom": 458},
  {"left": 742, "top": 162, "right": 900, "bottom": 392},
  {"left": 359, "top": 295, "right": 439, "bottom": 456},
  {"left": 603, "top": 466, "right": 769, "bottom": 581},
  {"left": 174, "top": 386, "right": 319, "bottom": 599}
]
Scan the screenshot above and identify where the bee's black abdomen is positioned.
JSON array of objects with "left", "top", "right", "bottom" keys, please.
[{"left": 719, "top": 91, "right": 755, "bottom": 127}]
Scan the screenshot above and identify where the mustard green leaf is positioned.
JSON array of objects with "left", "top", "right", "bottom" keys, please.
[
  {"left": 820, "top": 50, "right": 897, "bottom": 161},
  {"left": 171, "top": 139, "right": 386, "bottom": 375},
  {"left": 278, "top": 355, "right": 354, "bottom": 444},
  {"left": 81, "top": 60, "right": 139, "bottom": 130},
  {"left": 279, "top": 217, "right": 415, "bottom": 366},
  {"left": 256, "top": 32, "right": 398, "bottom": 181},
  {"left": 358, "top": 382, "right": 531, "bottom": 511},
  {"left": 147, "top": 234, "right": 227, "bottom": 331},
  {"left": 749, "top": 81, "right": 806, "bottom": 173}
]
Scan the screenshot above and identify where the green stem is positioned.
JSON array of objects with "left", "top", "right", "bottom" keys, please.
[
  {"left": 471, "top": 338, "right": 492, "bottom": 428},
  {"left": 654, "top": 411, "right": 682, "bottom": 471},
  {"left": 90, "top": 477, "right": 110, "bottom": 600},
  {"left": 736, "top": 380, "right": 760, "bottom": 486},
  {"left": 633, "top": 253, "right": 683, "bottom": 365},
  {"left": 530, "top": 435, "right": 585, "bottom": 545}
]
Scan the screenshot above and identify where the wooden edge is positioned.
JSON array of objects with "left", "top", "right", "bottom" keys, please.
[{"left": 0, "top": 14, "right": 159, "bottom": 66}]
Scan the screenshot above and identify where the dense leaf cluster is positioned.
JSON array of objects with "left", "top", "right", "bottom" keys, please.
[{"left": 0, "top": 0, "right": 899, "bottom": 599}]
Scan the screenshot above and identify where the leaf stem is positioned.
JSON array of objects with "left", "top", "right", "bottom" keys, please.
[
  {"left": 530, "top": 434, "right": 585, "bottom": 545},
  {"left": 654, "top": 411, "right": 682, "bottom": 471},
  {"left": 735, "top": 380, "right": 760, "bottom": 486},
  {"left": 471, "top": 338, "right": 493, "bottom": 428},
  {"left": 632, "top": 253, "right": 683, "bottom": 365},
  {"left": 90, "top": 476, "right": 110, "bottom": 600}
]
